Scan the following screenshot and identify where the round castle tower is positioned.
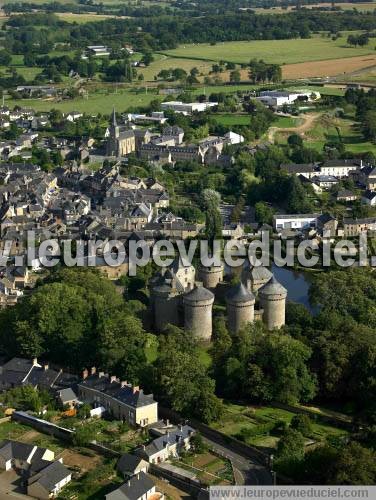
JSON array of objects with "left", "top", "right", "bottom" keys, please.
[
  {"left": 197, "top": 264, "right": 224, "bottom": 289},
  {"left": 151, "top": 270, "right": 180, "bottom": 332},
  {"left": 183, "top": 285, "right": 215, "bottom": 341},
  {"left": 247, "top": 265, "right": 273, "bottom": 292},
  {"left": 226, "top": 282, "right": 255, "bottom": 334},
  {"left": 259, "top": 276, "right": 287, "bottom": 330}
]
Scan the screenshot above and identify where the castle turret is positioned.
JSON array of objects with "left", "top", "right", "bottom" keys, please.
[
  {"left": 247, "top": 265, "right": 273, "bottom": 292},
  {"left": 183, "top": 285, "right": 214, "bottom": 341},
  {"left": 259, "top": 276, "right": 287, "bottom": 330},
  {"left": 151, "top": 270, "right": 180, "bottom": 331},
  {"left": 197, "top": 263, "right": 224, "bottom": 289},
  {"left": 226, "top": 282, "right": 255, "bottom": 334}
]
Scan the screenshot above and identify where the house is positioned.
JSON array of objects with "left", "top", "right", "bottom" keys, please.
[
  {"left": 336, "top": 189, "right": 358, "bottom": 202},
  {"left": 106, "top": 472, "right": 162, "bottom": 500},
  {"left": 117, "top": 453, "right": 149, "bottom": 478},
  {"left": 362, "top": 190, "right": 376, "bottom": 206},
  {"left": 224, "top": 131, "right": 244, "bottom": 145},
  {"left": 0, "top": 440, "right": 54, "bottom": 472},
  {"left": 316, "top": 214, "right": 338, "bottom": 237},
  {"left": 86, "top": 45, "right": 110, "bottom": 57},
  {"left": 77, "top": 369, "right": 158, "bottom": 427},
  {"left": 280, "top": 163, "right": 318, "bottom": 179},
  {"left": 311, "top": 175, "right": 339, "bottom": 189},
  {"left": 57, "top": 387, "right": 78, "bottom": 409},
  {"left": 27, "top": 459, "right": 72, "bottom": 499},
  {"left": 135, "top": 425, "right": 195, "bottom": 464},
  {"left": 320, "top": 159, "right": 361, "bottom": 178},
  {"left": 65, "top": 111, "right": 83, "bottom": 122},
  {"left": 343, "top": 217, "right": 376, "bottom": 237},
  {"left": 273, "top": 213, "right": 320, "bottom": 231}
]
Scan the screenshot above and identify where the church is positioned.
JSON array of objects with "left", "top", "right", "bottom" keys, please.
[{"left": 106, "top": 108, "right": 136, "bottom": 157}]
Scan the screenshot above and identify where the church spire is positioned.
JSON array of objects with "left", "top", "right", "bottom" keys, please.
[{"left": 110, "top": 107, "right": 117, "bottom": 127}]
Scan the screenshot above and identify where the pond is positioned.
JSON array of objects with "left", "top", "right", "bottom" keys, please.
[{"left": 271, "top": 264, "right": 318, "bottom": 313}]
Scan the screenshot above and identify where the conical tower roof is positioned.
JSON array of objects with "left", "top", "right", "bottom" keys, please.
[
  {"left": 110, "top": 107, "right": 117, "bottom": 127},
  {"left": 226, "top": 282, "right": 255, "bottom": 303},
  {"left": 259, "top": 275, "right": 287, "bottom": 297},
  {"left": 183, "top": 285, "right": 214, "bottom": 303}
]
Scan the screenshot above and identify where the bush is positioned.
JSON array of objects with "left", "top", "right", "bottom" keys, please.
[{"left": 290, "top": 414, "right": 312, "bottom": 436}]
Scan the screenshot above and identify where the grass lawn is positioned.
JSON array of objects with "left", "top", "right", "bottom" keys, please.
[
  {"left": 161, "top": 33, "right": 374, "bottom": 65},
  {"left": 296, "top": 112, "right": 376, "bottom": 154},
  {"left": 0, "top": 421, "right": 29, "bottom": 440},
  {"left": 272, "top": 116, "right": 299, "bottom": 128},
  {"left": 177, "top": 451, "right": 233, "bottom": 486},
  {"left": 5, "top": 88, "right": 161, "bottom": 114},
  {"left": 211, "top": 402, "right": 348, "bottom": 450},
  {"left": 214, "top": 113, "right": 251, "bottom": 126}
]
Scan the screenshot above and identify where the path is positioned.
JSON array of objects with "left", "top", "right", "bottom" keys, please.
[
  {"left": 202, "top": 437, "right": 273, "bottom": 486},
  {"left": 267, "top": 112, "right": 320, "bottom": 143}
]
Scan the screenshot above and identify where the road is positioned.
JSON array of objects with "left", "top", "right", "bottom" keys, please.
[
  {"left": 267, "top": 112, "right": 320, "bottom": 143},
  {"left": 203, "top": 437, "right": 273, "bottom": 485}
]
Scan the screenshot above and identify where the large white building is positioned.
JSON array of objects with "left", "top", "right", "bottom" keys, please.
[
  {"left": 257, "top": 90, "right": 320, "bottom": 107},
  {"left": 161, "top": 101, "right": 218, "bottom": 115},
  {"left": 273, "top": 213, "right": 321, "bottom": 231}
]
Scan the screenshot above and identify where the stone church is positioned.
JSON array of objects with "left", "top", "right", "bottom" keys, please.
[{"left": 106, "top": 108, "right": 136, "bottom": 157}]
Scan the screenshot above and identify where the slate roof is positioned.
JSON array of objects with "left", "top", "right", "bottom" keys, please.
[
  {"left": 106, "top": 472, "right": 155, "bottom": 500},
  {"left": 183, "top": 285, "right": 214, "bottom": 303},
  {"left": 259, "top": 276, "right": 287, "bottom": 296},
  {"left": 58, "top": 387, "right": 78, "bottom": 404},
  {"left": 117, "top": 453, "right": 147, "bottom": 475},
  {"left": 28, "top": 460, "right": 70, "bottom": 491},
  {"left": 0, "top": 440, "right": 34, "bottom": 462},
  {"left": 137, "top": 425, "right": 195, "bottom": 459},
  {"left": 226, "top": 282, "right": 255, "bottom": 304},
  {"left": 79, "top": 375, "right": 155, "bottom": 408}
]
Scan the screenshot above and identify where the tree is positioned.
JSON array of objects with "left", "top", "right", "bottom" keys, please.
[
  {"left": 255, "top": 201, "right": 275, "bottom": 225},
  {"left": 202, "top": 189, "right": 222, "bottom": 245},
  {"left": 287, "top": 134, "right": 303, "bottom": 147},
  {"left": 0, "top": 50, "right": 11, "bottom": 66},
  {"left": 153, "top": 326, "right": 223, "bottom": 423},
  {"left": 230, "top": 70, "right": 241, "bottom": 83},
  {"left": 290, "top": 414, "right": 312, "bottom": 436},
  {"left": 275, "top": 428, "right": 305, "bottom": 476}
]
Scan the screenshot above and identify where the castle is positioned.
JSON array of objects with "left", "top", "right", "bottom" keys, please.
[{"left": 150, "top": 259, "right": 287, "bottom": 339}]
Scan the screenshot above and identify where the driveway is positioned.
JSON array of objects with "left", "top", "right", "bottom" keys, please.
[{"left": 0, "top": 471, "right": 31, "bottom": 500}]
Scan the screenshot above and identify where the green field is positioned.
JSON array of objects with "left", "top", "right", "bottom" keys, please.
[
  {"left": 214, "top": 113, "right": 252, "bottom": 126},
  {"left": 161, "top": 33, "right": 374, "bottom": 65},
  {"left": 5, "top": 88, "right": 160, "bottom": 114},
  {"left": 276, "top": 112, "right": 376, "bottom": 154}
]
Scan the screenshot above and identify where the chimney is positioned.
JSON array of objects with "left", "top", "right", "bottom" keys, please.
[
  {"left": 90, "top": 367, "right": 96, "bottom": 375},
  {"left": 166, "top": 419, "right": 169, "bottom": 426},
  {"left": 128, "top": 481, "right": 130, "bottom": 487},
  {"left": 178, "top": 424, "right": 183, "bottom": 431},
  {"left": 32, "top": 358, "right": 38, "bottom": 366},
  {"left": 82, "top": 368, "right": 89, "bottom": 380},
  {"left": 98, "top": 371, "right": 105, "bottom": 378},
  {"left": 110, "top": 376, "right": 117, "bottom": 383},
  {"left": 142, "top": 444, "right": 146, "bottom": 450},
  {"left": 43, "top": 364, "right": 49, "bottom": 371},
  {"left": 132, "top": 386, "right": 139, "bottom": 394},
  {"left": 120, "top": 381, "right": 128, "bottom": 387},
  {"left": 137, "top": 473, "right": 139, "bottom": 480}
]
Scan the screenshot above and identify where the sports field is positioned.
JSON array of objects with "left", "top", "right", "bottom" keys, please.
[
  {"left": 161, "top": 33, "right": 374, "bottom": 65},
  {"left": 56, "top": 13, "right": 124, "bottom": 23}
]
